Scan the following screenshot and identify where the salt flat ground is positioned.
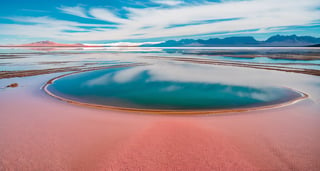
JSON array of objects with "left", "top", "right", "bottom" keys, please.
[{"left": 0, "top": 48, "right": 319, "bottom": 170}]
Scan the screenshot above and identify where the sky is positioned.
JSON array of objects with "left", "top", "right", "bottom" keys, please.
[{"left": 0, "top": 0, "right": 320, "bottom": 44}]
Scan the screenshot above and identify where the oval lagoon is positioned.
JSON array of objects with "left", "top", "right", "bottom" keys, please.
[{"left": 45, "top": 65, "right": 305, "bottom": 113}]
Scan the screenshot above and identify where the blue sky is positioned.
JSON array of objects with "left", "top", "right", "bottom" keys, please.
[{"left": 0, "top": 0, "right": 320, "bottom": 44}]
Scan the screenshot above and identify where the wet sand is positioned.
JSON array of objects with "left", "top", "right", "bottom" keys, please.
[
  {"left": 0, "top": 72, "right": 319, "bottom": 170},
  {"left": 0, "top": 63, "right": 145, "bottom": 79}
]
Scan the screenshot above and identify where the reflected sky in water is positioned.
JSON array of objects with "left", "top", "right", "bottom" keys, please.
[
  {"left": 1, "top": 47, "right": 320, "bottom": 105},
  {"left": 1, "top": 47, "right": 319, "bottom": 71},
  {"left": 47, "top": 63, "right": 304, "bottom": 110}
]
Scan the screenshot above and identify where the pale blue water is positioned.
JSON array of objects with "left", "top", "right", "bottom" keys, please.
[
  {"left": 157, "top": 54, "right": 320, "bottom": 70},
  {"left": 46, "top": 67, "right": 302, "bottom": 110},
  {"left": 1, "top": 47, "right": 319, "bottom": 71},
  {"left": 1, "top": 47, "right": 316, "bottom": 110}
]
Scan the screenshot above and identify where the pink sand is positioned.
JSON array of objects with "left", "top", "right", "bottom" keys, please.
[{"left": 0, "top": 75, "right": 319, "bottom": 170}]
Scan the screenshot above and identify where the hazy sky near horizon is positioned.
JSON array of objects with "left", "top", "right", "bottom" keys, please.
[{"left": 0, "top": 0, "right": 320, "bottom": 44}]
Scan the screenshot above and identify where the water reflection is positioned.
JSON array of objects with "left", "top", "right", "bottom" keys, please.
[
  {"left": 47, "top": 63, "right": 303, "bottom": 110},
  {"left": 1, "top": 47, "right": 319, "bottom": 71}
]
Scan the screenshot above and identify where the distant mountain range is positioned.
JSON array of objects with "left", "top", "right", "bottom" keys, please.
[
  {"left": 308, "top": 44, "right": 320, "bottom": 47},
  {"left": 144, "top": 35, "right": 320, "bottom": 47},
  {"left": 1, "top": 35, "right": 320, "bottom": 47}
]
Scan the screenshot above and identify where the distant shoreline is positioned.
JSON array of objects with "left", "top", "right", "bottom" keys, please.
[
  {"left": 1, "top": 46, "right": 320, "bottom": 48},
  {"left": 1, "top": 53, "right": 320, "bottom": 80}
]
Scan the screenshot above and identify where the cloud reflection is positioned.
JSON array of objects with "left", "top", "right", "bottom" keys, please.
[{"left": 89, "top": 63, "right": 284, "bottom": 87}]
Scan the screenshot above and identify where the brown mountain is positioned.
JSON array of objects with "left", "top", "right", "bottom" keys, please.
[{"left": 18, "top": 41, "right": 85, "bottom": 47}]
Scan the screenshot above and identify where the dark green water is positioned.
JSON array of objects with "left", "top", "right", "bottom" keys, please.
[{"left": 46, "top": 67, "right": 302, "bottom": 110}]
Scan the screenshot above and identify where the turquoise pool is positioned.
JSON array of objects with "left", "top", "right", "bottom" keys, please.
[{"left": 45, "top": 66, "right": 303, "bottom": 111}]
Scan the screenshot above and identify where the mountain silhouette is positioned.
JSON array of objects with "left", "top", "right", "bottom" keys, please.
[{"left": 145, "top": 35, "right": 320, "bottom": 47}]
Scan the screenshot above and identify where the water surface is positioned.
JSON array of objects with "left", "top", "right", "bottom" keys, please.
[{"left": 46, "top": 65, "right": 303, "bottom": 111}]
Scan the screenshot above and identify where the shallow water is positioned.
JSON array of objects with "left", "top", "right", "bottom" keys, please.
[
  {"left": 1, "top": 47, "right": 320, "bottom": 71},
  {"left": 46, "top": 64, "right": 303, "bottom": 110},
  {"left": 1, "top": 47, "right": 320, "bottom": 106}
]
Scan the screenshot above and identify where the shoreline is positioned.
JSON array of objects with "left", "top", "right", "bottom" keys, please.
[
  {"left": 43, "top": 68, "right": 309, "bottom": 115},
  {"left": 1, "top": 57, "right": 320, "bottom": 80},
  {"left": 0, "top": 63, "right": 146, "bottom": 79},
  {"left": 145, "top": 56, "right": 320, "bottom": 76}
]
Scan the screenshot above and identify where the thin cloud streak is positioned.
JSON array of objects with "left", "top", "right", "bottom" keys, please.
[
  {"left": 58, "top": 6, "right": 90, "bottom": 18},
  {"left": 1, "top": 0, "right": 319, "bottom": 42},
  {"left": 89, "top": 8, "right": 129, "bottom": 24},
  {"left": 152, "top": 0, "right": 184, "bottom": 6}
]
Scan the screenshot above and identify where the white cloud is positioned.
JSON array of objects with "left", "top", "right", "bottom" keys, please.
[
  {"left": 89, "top": 8, "right": 128, "bottom": 24},
  {"left": 0, "top": 17, "right": 117, "bottom": 39},
  {"left": 97, "top": 62, "right": 301, "bottom": 88},
  {"left": 113, "top": 67, "right": 145, "bottom": 83},
  {"left": 162, "top": 85, "right": 182, "bottom": 92},
  {"left": 1, "top": 0, "right": 320, "bottom": 42},
  {"left": 58, "top": 6, "right": 90, "bottom": 18},
  {"left": 85, "top": 73, "right": 112, "bottom": 86},
  {"left": 7, "top": 16, "right": 92, "bottom": 27},
  {"left": 152, "top": 0, "right": 184, "bottom": 6},
  {"left": 84, "top": 41, "right": 163, "bottom": 46}
]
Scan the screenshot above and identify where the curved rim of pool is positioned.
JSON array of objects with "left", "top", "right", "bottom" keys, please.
[{"left": 42, "top": 68, "right": 309, "bottom": 115}]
